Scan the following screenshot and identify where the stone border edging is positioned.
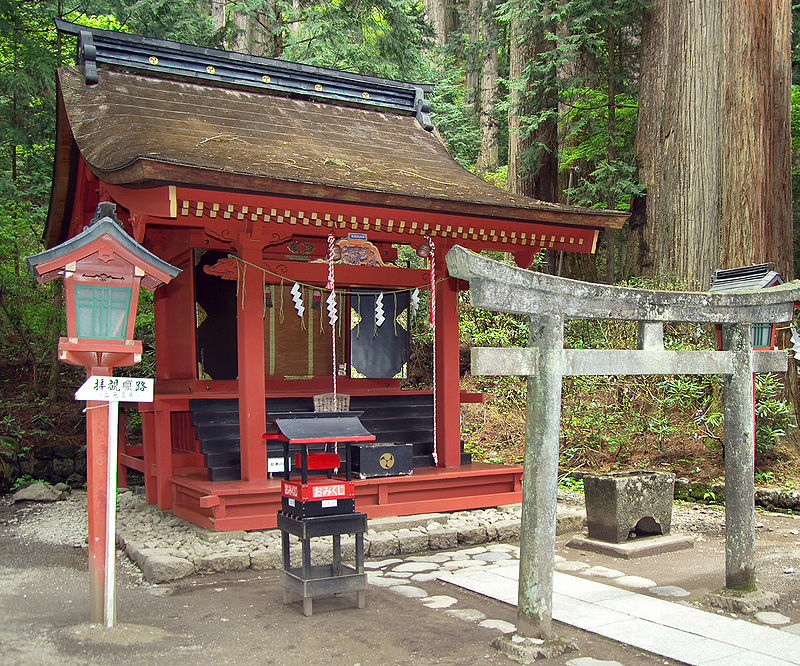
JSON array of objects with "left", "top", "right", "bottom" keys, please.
[{"left": 115, "top": 490, "right": 586, "bottom": 584}]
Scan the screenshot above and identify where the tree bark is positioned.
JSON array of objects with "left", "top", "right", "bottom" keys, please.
[
  {"left": 636, "top": 0, "right": 792, "bottom": 288},
  {"left": 466, "top": 0, "right": 481, "bottom": 111},
  {"left": 507, "top": 6, "right": 532, "bottom": 196},
  {"left": 214, "top": 0, "right": 284, "bottom": 57},
  {"left": 719, "top": 0, "right": 793, "bottom": 279},
  {"left": 604, "top": 22, "right": 618, "bottom": 284},
  {"left": 475, "top": 0, "right": 499, "bottom": 173},
  {"left": 426, "top": 0, "right": 457, "bottom": 46},
  {"left": 211, "top": 0, "right": 226, "bottom": 34}
]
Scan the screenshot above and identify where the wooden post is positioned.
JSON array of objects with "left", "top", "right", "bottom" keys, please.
[
  {"left": 140, "top": 407, "right": 157, "bottom": 505},
  {"left": 154, "top": 403, "right": 173, "bottom": 509},
  {"left": 86, "top": 366, "right": 112, "bottom": 624},
  {"left": 104, "top": 398, "right": 119, "bottom": 627},
  {"left": 434, "top": 241, "right": 461, "bottom": 467},
  {"left": 236, "top": 238, "right": 268, "bottom": 481},
  {"left": 517, "top": 314, "right": 563, "bottom": 638},
  {"left": 722, "top": 322, "right": 757, "bottom": 590}
]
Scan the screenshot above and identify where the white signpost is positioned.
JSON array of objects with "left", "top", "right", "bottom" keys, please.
[{"left": 75, "top": 376, "right": 154, "bottom": 628}]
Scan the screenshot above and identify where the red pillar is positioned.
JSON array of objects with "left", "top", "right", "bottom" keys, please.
[
  {"left": 140, "top": 407, "right": 157, "bottom": 505},
  {"left": 236, "top": 238, "right": 268, "bottom": 481},
  {"left": 434, "top": 240, "right": 462, "bottom": 467},
  {"left": 154, "top": 403, "right": 173, "bottom": 509},
  {"left": 86, "top": 366, "right": 112, "bottom": 623}
]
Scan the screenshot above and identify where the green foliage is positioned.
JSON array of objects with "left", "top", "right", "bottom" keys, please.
[
  {"left": 489, "top": 0, "right": 646, "bottom": 208},
  {"left": 103, "top": 0, "right": 216, "bottom": 44},
  {"left": 754, "top": 373, "right": 793, "bottom": 455},
  {"left": 558, "top": 475, "right": 583, "bottom": 493},
  {"left": 560, "top": 88, "right": 643, "bottom": 209},
  {"left": 284, "top": 0, "right": 430, "bottom": 79},
  {"left": 10, "top": 474, "right": 47, "bottom": 491},
  {"left": 429, "top": 52, "right": 482, "bottom": 167},
  {"left": 464, "top": 295, "right": 796, "bottom": 479}
]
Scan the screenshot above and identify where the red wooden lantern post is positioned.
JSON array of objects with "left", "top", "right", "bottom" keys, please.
[{"left": 27, "top": 202, "right": 179, "bottom": 625}]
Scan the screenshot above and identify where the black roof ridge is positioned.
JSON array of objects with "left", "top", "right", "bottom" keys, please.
[{"left": 55, "top": 19, "right": 434, "bottom": 128}]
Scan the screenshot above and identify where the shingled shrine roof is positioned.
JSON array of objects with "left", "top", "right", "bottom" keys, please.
[{"left": 47, "top": 21, "right": 627, "bottom": 245}]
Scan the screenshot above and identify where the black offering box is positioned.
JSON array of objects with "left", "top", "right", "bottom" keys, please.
[{"left": 351, "top": 442, "right": 413, "bottom": 478}]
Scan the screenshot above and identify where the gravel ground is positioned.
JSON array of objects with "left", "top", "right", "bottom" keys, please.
[{"left": 1, "top": 488, "right": 686, "bottom": 665}]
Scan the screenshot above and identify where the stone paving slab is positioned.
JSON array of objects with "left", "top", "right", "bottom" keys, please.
[
  {"left": 440, "top": 564, "right": 800, "bottom": 666},
  {"left": 599, "top": 618, "right": 742, "bottom": 664}
]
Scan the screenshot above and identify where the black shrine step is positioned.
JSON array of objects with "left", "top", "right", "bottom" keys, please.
[{"left": 189, "top": 394, "right": 450, "bottom": 482}]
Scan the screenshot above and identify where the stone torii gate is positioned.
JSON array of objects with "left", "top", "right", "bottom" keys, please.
[{"left": 446, "top": 246, "right": 800, "bottom": 640}]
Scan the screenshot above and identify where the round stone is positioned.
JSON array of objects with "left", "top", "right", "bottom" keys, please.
[
  {"left": 755, "top": 611, "right": 792, "bottom": 626},
  {"left": 364, "top": 558, "right": 402, "bottom": 569},
  {"left": 366, "top": 572, "right": 401, "bottom": 587},
  {"left": 460, "top": 546, "right": 488, "bottom": 555},
  {"left": 411, "top": 573, "right": 439, "bottom": 583},
  {"left": 473, "top": 552, "right": 512, "bottom": 562},
  {"left": 615, "top": 575, "right": 657, "bottom": 589},
  {"left": 445, "top": 608, "right": 487, "bottom": 622},
  {"left": 421, "top": 595, "right": 458, "bottom": 609},
  {"left": 394, "top": 561, "right": 438, "bottom": 573},
  {"left": 389, "top": 585, "right": 429, "bottom": 598},
  {"left": 479, "top": 619, "right": 517, "bottom": 633},
  {"left": 443, "top": 559, "right": 484, "bottom": 570},
  {"left": 650, "top": 585, "right": 690, "bottom": 598},
  {"left": 554, "top": 560, "right": 589, "bottom": 573},
  {"left": 584, "top": 566, "right": 624, "bottom": 579}
]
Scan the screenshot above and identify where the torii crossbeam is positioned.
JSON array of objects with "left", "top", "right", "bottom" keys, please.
[{"left": 446, "top": 245, "right": 800, "bottom": 639}]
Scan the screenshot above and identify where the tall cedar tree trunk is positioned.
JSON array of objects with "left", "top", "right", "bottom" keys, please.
[
  {"left": 466, "top": 0, "right": 481, "bottom": 110},
  {"left": 475, "top": 0, "right": 499, "bottom": 173},
  {"left": 508, "top": 3, "right": 558, "bottom": 201},
  {"left": 507, "top": 8, "right": 531, "bottom": 196},
  {"left": 214, "top": 0, "right": 284, "bottom": 57},
  {"left": 426, "top": 0, "right": 458, "bottom": 46},
  {"left": 604, "top": 22, "right": 618, "bottom": 283},
  {"left": 559, "top": 13, "right": 597, "bottom": 282},
  {"left": 636, "top": 0, "right": 792, "bottom": 288}
]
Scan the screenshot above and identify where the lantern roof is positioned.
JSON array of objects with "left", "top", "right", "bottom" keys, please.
[
  {"left": 709, "top": 264, "right": 784, "bottom": 293},
  {"left": 28, "top": 202, "right": 180, "bottom": 290}
]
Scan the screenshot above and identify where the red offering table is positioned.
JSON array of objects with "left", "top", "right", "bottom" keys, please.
[{"left": 274, "top": 413, "right": 373, "bottom": 613}]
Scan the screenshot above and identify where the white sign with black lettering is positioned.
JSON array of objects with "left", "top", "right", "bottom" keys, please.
[{"left": 75, "top": 377, "right": 154, "bottom": 402}]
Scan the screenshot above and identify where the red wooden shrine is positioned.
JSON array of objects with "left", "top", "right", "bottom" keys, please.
[{"left": 46, "top": 21, "right": 626, "bottom": 531}]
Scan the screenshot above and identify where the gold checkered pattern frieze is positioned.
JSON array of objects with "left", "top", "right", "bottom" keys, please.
[{"left": 179, "top": 199, "right": 584, "bottom": 248}]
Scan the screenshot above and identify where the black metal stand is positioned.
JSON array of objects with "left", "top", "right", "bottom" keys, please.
[{"left": 278, "top": 511, "right": 367, "bottom": 616}]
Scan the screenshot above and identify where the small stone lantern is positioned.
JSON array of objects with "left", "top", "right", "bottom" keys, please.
[{"left": 26, "top": 202, "right": 180, "bottom": 368}]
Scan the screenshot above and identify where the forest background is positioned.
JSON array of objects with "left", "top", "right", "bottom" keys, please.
[{"left": 2, "top": 0, "right": 800, "bottom": 492}]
